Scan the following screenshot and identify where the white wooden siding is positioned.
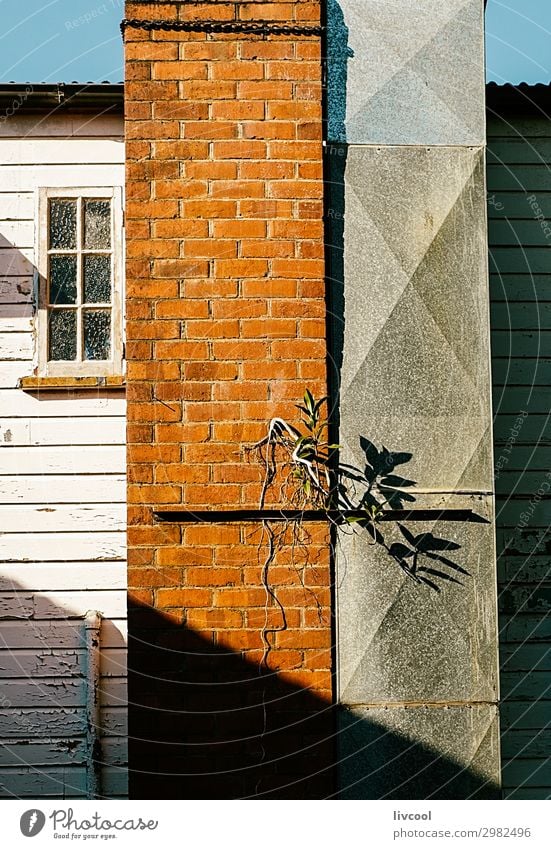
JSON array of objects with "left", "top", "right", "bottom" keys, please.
[{"left": 0, "top": 111, "right": 127, "bottom": 799}]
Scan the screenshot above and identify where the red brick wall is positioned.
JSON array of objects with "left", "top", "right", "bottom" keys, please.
[{"left": 124, "top": 0, "right": 333, "bottom": 798}]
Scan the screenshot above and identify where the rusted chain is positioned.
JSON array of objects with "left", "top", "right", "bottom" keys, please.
[{"left": 121, "top": 18, "right": 324, "bottom": 37}]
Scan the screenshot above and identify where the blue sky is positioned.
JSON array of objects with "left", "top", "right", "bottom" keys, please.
[{"left": 0, "top": 0, "right": 549, "bottom": 85}]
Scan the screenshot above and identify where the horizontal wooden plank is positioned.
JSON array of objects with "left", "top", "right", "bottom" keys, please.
[
  {"left": 490, "top": 273, "right": 551, "bottom": 300},
  {"left": 493, "top": 386, "right": 551, "bottom": 414},
  {"left": 501, "top": 757, "right": 551, "bottom": 787},
  {"left": 491, "top": 302, "right": 551, "bottom": 329},
  {"left": 495, "top": 470, "right": 551, "bottom": 496},
  {"left": 501, "top": 671, "right": 551, "bottom": 700},
  {"left": 0, "top": 276, "right": 33, "bottom": 304},
  {"left": 1, "top": 677, "right": 85, "bottom": 707},
  {"left": 488, "top": 193, "right": 551, "bottom": 220},
  {"left": 487, "top": 164, "right": 551, "bottom": 191},
  {"left": 0, "top": 165, "right": 124, "bottom": 192},
  {"left": 0, "top": 532, "right": 126, "bottom": 562},
  {"left": 490, "top": 247, "right": 551, "bottom": 275},
  {"left": 0, "top": 648, "right": 82, "bottom": 678},
  {"left": 0, "top": 706, "right": 127, "bottom": 738},
  {"left": 0, "top": 674, "right": 126, "bottom": 710},
  {"left": 0, "top": 474, "right": 126, "bottom": 504},
  {"left": 0, "top": 315, "right": 33, "bottom": 333},
  {"left": 0, "top": 248, "right": 34, "bottom": 276},
  {"left": 0, "top": 505, "right": 126, "bottom": 534},
  {"left": 0, "top": 766, "right": 87, "bottom": 797},
  {"left": 0, "top": 139, "right": 124, "bottom": 166},
  {"left": 0, "top": 220, "right": 33, "bottom": 246},
  {"left": 497, "top": 526, "right": 551, "bottom": 555},
  {"left": 488, "top": 117, "right": 551, "bottom": 138},
  {"left": 494, "top": 414, "right": 551, "bottom": 445},
  {"left": 501, "top": 729, "right": 551, "bottom": 760},
  {"left": 498, "top": 554, "right": 551, "bottom": 582},
  {"left": 0, "top": 736, "right": 127, "bottom": 768},
  {"left": 0, "top": 648, "right": 123, "bottom": 680},
  {"left": 0, "top": 562, "right": 126, "bottom": 591},
  {"left": 0, "top": 589, "right": 126, "bottom": 618},
  {"left": 0, "top": 389, "right": 126, "bottom": 417},
  {"left": 502, "top": 787, "right": 551, "bottom": 799},
  {"left": 498, "top": 585, "right": 551, "bottom": 615},
  {"left": 488, "top": 138, "right": 551, "bottom": 165},
  {"left": 0, "top": 416, "right": 125, "bottom": 446},
  {"left": 501, "top": 643, "right": 551, "bottom": 672},
  {"left": 492, "top": 357, "right": 551, "bottom": 385},
  {"left": 0, "top": 618, "right": 126, "bottom": 649},
  {"left": 490, "top": 219, "right": 551, "bottom": 246},
  {"left": 0, "top": 192, "right": 34, "bottom": 221},
  {"left": 501, "top": 699, "right": 551, "bottom": 729},
  {"left": 0, "top": 332, "right": 32, "bottom": 360},
  {"left": 499, "top": 614, "right": 551, "bottom": 643},
  {"left": 0, "top": 738, "right": 87, "bottom": 767},
  {"left": 493, "top": 443, "right": 551, "bottom": 471},
  {"left": 0, "top": 445, "right": 125, "bottom": 475},
  {"left": 0, "top": 114, "right": 123, "bottom": 140}
]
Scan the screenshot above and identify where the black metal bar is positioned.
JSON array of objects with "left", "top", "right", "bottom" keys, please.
[{"left": 154, "top": 508, "right": 488, "bottom": 524}]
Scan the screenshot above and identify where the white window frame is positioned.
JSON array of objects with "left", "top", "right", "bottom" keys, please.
[{"left": 37, "top": 186, "right": 124, "bottom": 377}]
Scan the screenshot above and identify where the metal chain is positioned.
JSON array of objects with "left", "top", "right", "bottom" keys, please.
[{"left": 120, "top": 18, "right": 324, "bottom": 37}]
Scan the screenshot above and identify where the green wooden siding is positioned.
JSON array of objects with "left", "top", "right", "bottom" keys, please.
[{"left": 488, "top": 113, "right": 551, "bottom": 800}]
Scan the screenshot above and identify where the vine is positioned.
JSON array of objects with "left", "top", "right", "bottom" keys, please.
[{"left": 246, "top": 391, "right": 469, "bottom": 669}]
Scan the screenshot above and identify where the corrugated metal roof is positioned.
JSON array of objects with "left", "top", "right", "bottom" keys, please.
[{"left": 486, "top": 81, "right": 551, "bottom": 115}]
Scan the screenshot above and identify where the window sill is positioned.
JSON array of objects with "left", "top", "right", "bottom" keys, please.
[{"left": 18, "top": 375, "right": 126, "bottom": 391}]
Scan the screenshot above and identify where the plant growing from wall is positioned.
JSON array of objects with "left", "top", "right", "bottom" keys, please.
[{"left": 247, "top": 391, "right": 469, "bottom": 668}]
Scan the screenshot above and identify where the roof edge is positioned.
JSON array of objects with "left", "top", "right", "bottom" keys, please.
[{"left": 0, "top": 83, "right": 124, "bottom": 116}]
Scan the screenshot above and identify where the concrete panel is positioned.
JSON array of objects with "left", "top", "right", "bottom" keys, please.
[
  {"left": 337, "top": 704, "right": 501, "bottom": 799},
  {"left": 337, "top": 495, "right": 498, "bottom": 705},
  {"left": 327, "top": 0, "right": 486, "bottom": 145},
  {"left": 331, "top": 144, "right": 493, "bottom": 492}
]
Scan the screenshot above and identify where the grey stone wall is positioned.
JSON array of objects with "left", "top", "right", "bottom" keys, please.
[{"left": 327, "top": 0, "right": 500, "bottom": 798}]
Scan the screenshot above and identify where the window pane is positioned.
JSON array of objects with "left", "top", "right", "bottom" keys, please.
[
  {"left": 49, "top": 200, "right": 77, "bottom": 249},
  {"left": 84, "top": 199, "right": 111, "bottom": 249},
  {"left": 83, "top": 254, "right": 111, "bottom": 303},
  {"left": 84, "top": 310, "right": 111, "bottom": 360},
  {"left": 48, "top": 310, "right": 77, "bottom": 360},
  {"left": 49, "top": 255, "right": 77, "bottom": 304}
]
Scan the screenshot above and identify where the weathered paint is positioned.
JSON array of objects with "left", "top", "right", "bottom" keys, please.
[
  {"left": 0, "top": 109, "right": 127, "bottom": 798},
  {"left": 488, "top": 106, "right": 551, "bottom": 800}
]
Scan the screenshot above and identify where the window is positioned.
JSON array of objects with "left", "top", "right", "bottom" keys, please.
[{"left": 37, "top": 187, "right": 123, "bottom": 377}]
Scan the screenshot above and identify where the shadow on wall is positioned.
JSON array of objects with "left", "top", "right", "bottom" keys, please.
[
  {"left": 0, "top": 577, "right": 127, "bottom": 798},
  {"left": 0, "top": 232, "right": 35, "bottom": 323},
  {"left": 127, "top": 597, "right": 500, "bottom": 800}
]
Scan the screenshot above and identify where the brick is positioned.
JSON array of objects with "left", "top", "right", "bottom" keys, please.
[
  {"left": 154, "top": 61, "right": 207, "bottom": 80},
  {"left": 156, "top": 589, "right": 212, "bottom": 608},
  {"left": 186, "top": 161, "right": 238, "bottom": 180},
  {"left": 153, "top": 101, "right": 208, "bottom": 120},
  {"left": 240, "top": 239, "right": 294, "bottom": 258},
  {"left": 267, "top": 62, "right": 319, "bottom": 81},
  {"left": 155, "top": 300, "right": 209, "bottom": 319},
  {"left": 153, "top": 259, "right": 209, "bottom": 278},
  {"left": 211, "top": 101, "right": 265, "bottom": 120},
  {"left": 240, "top": 42, "right": 295, "bottom": 61},
  {"left": 211, "top": 61, "right": 264, "bottom": 80},
  {"left": 183, "top": 200, "right": 237, "bottom": 219},
  {"left": 182, "top": 43, "right": 237, "bottom": 60},
  {"left": 242, "top": 318, "right": 297, "bottom": 338},
  {"left": 238, "top": 81, "right": 293, "bottom": 100},
  {"left": 213, "top": 140, "right": 267, "bottom": 160},
  {"left": 184, "top": 239, "right": 237, "bottom": 259},
  {"left": 243, "top": 121, "right": 295, "bottom": 140},
  {"left": 181, "top": 80, "right": 237, "bottom": 99},
  {"left": 185, "top": 319, "right": 239, "bottom": 338},
  {"left": 214, "top": 259, "right": 268, "bottom": 279},
  {"left": 154, "top": 180, "right": 207, "bottom": 200},
  {"left": 154, "top": 140, "right": 209, "bottom": 160},
  {"left": 212, "top": 219, "right": 266, "bottom": 239}
]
